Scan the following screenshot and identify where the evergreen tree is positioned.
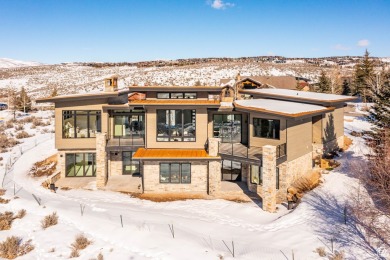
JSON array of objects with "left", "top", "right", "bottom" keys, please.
[
  {"left": 368, "top": 70, "right": 390, "bottom": 129},
  {"left": 353, "top": 49, "right": 375, "bottom": 102},
  {"left": 341, "top": 79, "right": 351, "bottom": 95},
  {"left": 317, "top": 70, "right": 331, "bottom": 93}
]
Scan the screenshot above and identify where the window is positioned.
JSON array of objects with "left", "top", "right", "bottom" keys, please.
[
  {"left": 63, "top": 111, "right": 101, "bottom": 138},
  {"left": 159, "top": 163, "right": 191, "bottom": 183},
  {"left": 65, "top": 153, "right": 96, "bottom": 177},
  {"left": 253, "top": 118, "right": 280, "bottom": 139},
  {"left": 276, "top": 167, "right": 280, "bottom": 190},
  {"left": 250, "top": 164, "right": 263, "bottom": 185},
  {"left": 157, "top": 92, "right": 197, "bottom": 99},
  {"left": 122, "top": 152, "right": 140, "bottom": 175},
  {"left": 157, "top": 109, "right": 196, "bottom": 142}
]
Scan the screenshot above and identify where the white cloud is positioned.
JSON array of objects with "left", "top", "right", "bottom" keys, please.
[
  {"left": 333, "top": 44, "right": 351, "bottom": 51},
  {"left": 357, "top": 39, "right": 370, "bottom": 47},
  {"left": 209, "top": 0, "right": 235, "bottom": 10}
]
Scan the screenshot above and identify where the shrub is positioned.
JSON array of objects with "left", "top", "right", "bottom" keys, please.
[
  {"left": 0, "top": 134, "right": 19, "bottom": 151},
  {"left": 292, "top": 169, "right": 322, "bottom": 193},
  {"left": 0, "top": 198, "right": 10, "bottom": 204},
  {"left": 0, "top": 210, "right": 27, "bottom": 231},
  {"left": 97, "top": 252, "right": 104, "bottom": 260},
  {"left": 0, "top": 236, "right": 34, "bottom": 259},
  {"left": 41, "top": 212, "right": 58, "bottom": 229},
  {"left": 15, "top": 209, "right": 26, "bottom": 219},
  {"left": 16, "top": 131, "right": 31, "bottom": 139},
  {"left": 32, "top": 117, "right": 47, "bottom": 127},
  {"left": 69, "top": 234, "right": 92, "bottom": 258},
  {"left": 29, "top": 155, "right": 57, "bottom": 177},
  {"left": 14, "top": 124, "right": 24, "bottom": 131},
  {"left": 315, "top": 247, "right": 326, "bottom": 257},
  {"left": 5, "top": 120, "right": 15, "bottom": 129},
  {"left": 0, "top": 189, "right": 5, "bottom": 196},
  {"left": 329, "top": 251, "right": 344, "bottom": 260}
]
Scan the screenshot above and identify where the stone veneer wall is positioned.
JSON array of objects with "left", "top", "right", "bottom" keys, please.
[
  {"left": 143, "top": 161, "right": 209, "bottom": 193},
  {"left": 276, "top": 151, "right": 312, "bottom": 203},
  {"left": 262, "top": 145, "right": 277, "bottom": 212},
  {"left": 95, "top": 133, "right": 107, "bottom": 188},
  {"left": 108, "top": 152, "right": 122, "bottom": 176}
]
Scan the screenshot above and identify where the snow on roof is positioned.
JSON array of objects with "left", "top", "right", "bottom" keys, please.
[
  {"left": 235, "top": 99, "right": 330, "bottom": 116},
  {"left": 244, "top": 88, "right": 355, "bottom": 102}
]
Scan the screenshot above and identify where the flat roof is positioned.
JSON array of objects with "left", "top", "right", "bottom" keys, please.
[
  {"left": 133, "top": 148, "right": 219, "bottom": 160},
  {"left": 35, "top": 89, "right": 130, "bottom": 103},
  {"left": 128, "top": 99, "right": 220, "bottom": 106},
  {"left": 235, "top": 99, "right": 333, "bottom": 118},
  {"left": 239, "top": 89, "right": 357, "bottom": 104}
]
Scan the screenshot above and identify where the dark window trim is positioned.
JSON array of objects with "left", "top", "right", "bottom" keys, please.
[
  {"left": 62, "top": 110, "right": 101, "bottom": 139},
  {"left": 156, "top": 109, "right": 196, "bottom": 142},
  {"left": 253, "top": 117, "right": 281, "bottom": 140},
  {"left": 122, "top": 151, "right": 140, "bottom": 175},
  {"left": 159, "top": 163, "right": 191, "bottom": 184},
  {"left": 156, "top": 92, "right": 197, "bottom": 99},
  {"left": 65, "top": 153, "right": 96, "bottom": 177},
  {"left": 276, "top": 167, "right": 280, "bottom": 190}
]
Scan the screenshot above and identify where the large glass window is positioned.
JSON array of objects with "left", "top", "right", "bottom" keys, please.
[
  {"left": 250, "top": 164, "right": 263, "bottom": 185},
  {"left": 213, "top": 114, "right": 242, "bottom": 143},
  {"left": 157, "top": 110, "right": 196, "bottom": 142},
  {"left": 157, "top": 92, "right": 197, "bottom": 99},
  {"left": 253, "top": 118, "right": 280, "bottom": 139},
  {"left": 63, "top": 111, "right": 101, "bottom": 138},
  {"left": 113, "top": 113, "right": 144, "bottom": 139},
  {"left": 122, "top": 151, "right": 140, "bottom": 175},
  {"left": 221, "top": 160, "right": 241, "bottom": 181},
  {"left": 65, "top": 153, "right": 96, "bottom": 177},
  {"left": 159, "top": 163, "right": 191, "bottom": 184}
]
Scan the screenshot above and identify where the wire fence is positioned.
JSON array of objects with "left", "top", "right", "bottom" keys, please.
[{"left": 0, "top": 132, "right": 333, "bottom": 259}]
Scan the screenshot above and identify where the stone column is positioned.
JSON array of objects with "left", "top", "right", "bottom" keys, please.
[
  {"left": 96, "top": 133, "right": 108, "bottom": 188},
  {"left": 262, "top": 145, "right": 277, "bottom": 213},
  {"left": 207, "top": 138, "right": 221, "bottom": 195},
  {"left": 208, "top": 160, "right": 221, "bottom": 195},
  {"left": 208, "top": 137, "right": 220, "bottom": 157}
]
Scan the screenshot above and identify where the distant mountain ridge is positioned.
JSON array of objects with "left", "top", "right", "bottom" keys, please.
[{"left": 0, "top": 58, "right": 43, "bottom": 69}]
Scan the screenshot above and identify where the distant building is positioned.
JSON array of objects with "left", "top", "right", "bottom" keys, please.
[{"left": 0, "top": 103, "right": 8, "bottom": 110}]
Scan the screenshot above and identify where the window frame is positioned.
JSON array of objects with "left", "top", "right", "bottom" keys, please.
[
  {"left": 62, "top": 110, "right": 101, "bottom": 139},
  {"left": 159, "top": 163, "right": 191, "bottom": 184},
  {"left": 156, "top": 109, "right": 196, "bottom": 142},
  {"left": 250, "top": 164, "right": 263, "bottom": 185},
  {"left": 122, "top": 151, "right": 140, "bottom": 175},
  {"left": 156, "top": 92, "right": 197, "bottom": 99},
  {"left": 65, "top": 153, "right": 96, "bottom": 177},
  {"left": 253, "top": 118, "right": 280, "bottom": 140}
]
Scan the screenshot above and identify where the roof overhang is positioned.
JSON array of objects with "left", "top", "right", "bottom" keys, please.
[
  {"left": 35, "top": 89, "right": 130, "bottom": 103},
  {"left": 133, "top": 148, "right": 220, "bottom": 160},
  {"left": 128, "top": 100, "right": 221, "bottom": 107},
  {"left": 128, "top": 86, "right": 223, "bottom": 92},
  {"left": 234, "top": 102, "right": 335, "bottom": 119}
]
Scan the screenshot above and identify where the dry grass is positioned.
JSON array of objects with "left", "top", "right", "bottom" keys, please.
[
  {"left": 0, "top": 189, "right": 6, "bottom": 196},
  {"left": 315, "top": 246, "right": 326, "bottom": 257},
  {"left": 29, "top": 154, "right": 57, "bottom": 177},
  {"left": 0, "top": 210, "right": 27, "bottom": 231},
  {"left": 0, "top": 198, "right": 10, "bottom": 204},
  {"left": 41, "top": 212, "right": 58, "bottom": 229},
  {"left": 69, "top": 234, "right": 92, "bottom": 258},
  {"left": 0, "top": 133, "right": 19, "bottom": 152},
  {"left": 343, "top": 136, "right": 353, "bottom": 151},
  {"left": 15, "top": 131, "right": 31, "bottom": 139},
  {"left": 14, "top": 124, "right": 24, "bottom": 131},
  {"left": 292, "top": 169, "right": 322, "bottom": 193},
  {"left": 0, "top": 236, "right": 34, "bottom": 259},
  {"left": 97, "top": 252, "right": 104, "bottom": 260}
]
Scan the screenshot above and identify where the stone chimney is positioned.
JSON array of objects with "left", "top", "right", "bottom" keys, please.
[{"left": 104, "top": 75, "right": 118, "bottom": 92}]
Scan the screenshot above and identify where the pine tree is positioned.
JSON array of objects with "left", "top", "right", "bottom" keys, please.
[
  {"left": 341, "top": 79, "right": 351, "bottom": 95},
  {"left": 353, "top": 49, "right": 375, "bottom": 102},
  {"left": 317, "top": 70, "right": 331, "bottom": 93},
  {"left": 368, "top": 70, "right": 390, "bottom": 129}
]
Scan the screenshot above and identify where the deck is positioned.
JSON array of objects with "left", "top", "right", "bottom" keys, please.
[{"left": 218, "top": 142, "right": 262, "bottom": 163}]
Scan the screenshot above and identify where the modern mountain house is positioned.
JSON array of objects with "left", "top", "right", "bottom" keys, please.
[{"left": 36, "top": 75, "right": 356, "bottom": 212}]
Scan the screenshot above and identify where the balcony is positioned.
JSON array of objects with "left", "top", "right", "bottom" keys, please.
[
  {"left": 218, "top": 142, "right": 287, "bottom": 164},
  {"left": 106, "top": 135, "right": 145, "bottom": 151}
]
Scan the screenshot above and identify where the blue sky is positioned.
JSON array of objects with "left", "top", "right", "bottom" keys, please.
[{"left": 0, "top": 0, "right": 389, "bottom": 63}]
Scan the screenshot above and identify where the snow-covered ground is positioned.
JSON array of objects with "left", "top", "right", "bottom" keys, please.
[
  {"left": 0, "top": 58, "right": 43, "bottom": 69},
  {"left": 0, "top": 108, "right": 388, "bottom": 259}
]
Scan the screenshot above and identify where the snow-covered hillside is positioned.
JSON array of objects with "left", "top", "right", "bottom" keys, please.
[
  {"left": 0, "top": 61, "right": 353, "bottom": 99},
  {"left": 0, "top": 58, "right": 43, "bottom": 69}
]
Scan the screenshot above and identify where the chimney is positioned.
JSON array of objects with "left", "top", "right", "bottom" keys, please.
[{"left": 104, "top": 75, "right": 118, "bottom": 92}]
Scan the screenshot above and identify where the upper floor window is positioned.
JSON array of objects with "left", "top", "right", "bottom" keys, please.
[
  {"left": 253, "top": 118, "right": 280, "bottom": 139},
  {"left": 157, "top": 109, "right": 196, "bottom": 142},
  {"left": 63, "top": 110, "right": 101, "bottom": 138},
  {"left": 157, "top": 92, "right": 197, "bottom": 99}
]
